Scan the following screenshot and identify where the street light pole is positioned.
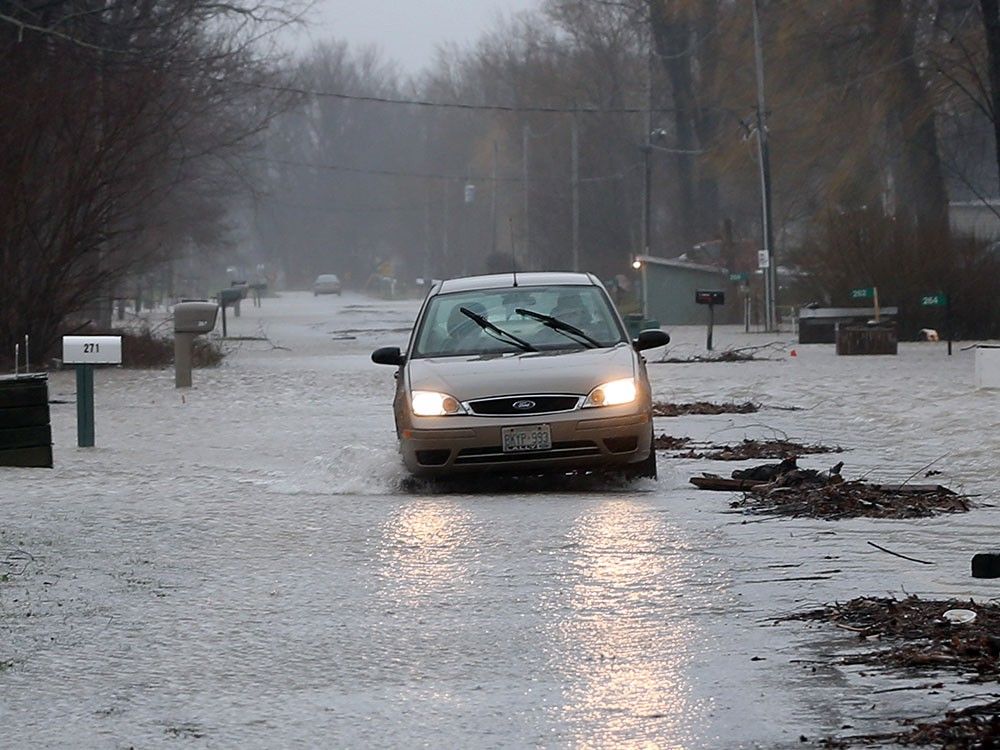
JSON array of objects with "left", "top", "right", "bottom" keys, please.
[{"left": 752, "top": 0, "right": 778, "bottom": 332}]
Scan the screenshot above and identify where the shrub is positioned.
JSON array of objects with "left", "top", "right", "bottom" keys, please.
[{"left": 786, "top": 207, "right": 1000, "bottom": 339}]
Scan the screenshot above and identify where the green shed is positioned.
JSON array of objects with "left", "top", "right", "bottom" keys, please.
[{"left": 636, "top": 255, "right": 742, "bottom": 325}]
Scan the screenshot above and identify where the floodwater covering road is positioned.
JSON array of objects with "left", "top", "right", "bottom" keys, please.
[{"left": 2, "top": 291, "right": 998, "bottom": 748}]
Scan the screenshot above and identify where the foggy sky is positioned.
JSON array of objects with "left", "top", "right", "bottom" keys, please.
[{"left": 285, "top": 0, "right": 541, "bottom": 72}]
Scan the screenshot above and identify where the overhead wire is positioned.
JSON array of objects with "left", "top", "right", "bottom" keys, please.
[
  {"left": 252, "top": 155, "right": 643, "bottom": 184},
  {"left": 242, "top": 80, "right": 679, "bottom": 115}
]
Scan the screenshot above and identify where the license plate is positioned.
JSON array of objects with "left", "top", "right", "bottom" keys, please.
[{"left": 502, "top": 424, "right": 552, "bottom": 453}]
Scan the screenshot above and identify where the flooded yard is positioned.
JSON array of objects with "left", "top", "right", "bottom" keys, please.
[{"left": 2, "top": 292, "right": 998, "bottom": 748}]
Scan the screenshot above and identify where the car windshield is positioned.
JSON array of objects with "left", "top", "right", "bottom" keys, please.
[{"left": 412, "top": 284, "right": 626, "bottom": 358}]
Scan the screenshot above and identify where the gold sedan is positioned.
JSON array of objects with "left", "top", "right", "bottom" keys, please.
[{"left": 372, "top": 272, "right": 669, "bottom": 479}]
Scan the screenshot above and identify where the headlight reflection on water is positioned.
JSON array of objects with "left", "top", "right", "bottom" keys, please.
[
  {"left": 376, "top": 500, "right": 475, "bottom": 602},
  {"left": 552, "top": 500, "right": 706, "bottom": 747}
]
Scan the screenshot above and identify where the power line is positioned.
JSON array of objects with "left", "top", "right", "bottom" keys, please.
[
  {"left": 253, "top": 155, "right": 642, "bottom": 184},
  {"left": 244, "top": 80, "right": 679, "bottom": 115},
  {"left": 260, "top": 197, "right": 426, "bottom": 214}
]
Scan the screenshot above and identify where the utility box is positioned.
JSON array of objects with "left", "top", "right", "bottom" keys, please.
[
  {"left": 174, "top": 302, "right": 219, "bottom": 334},
  {"left": 799, "top": 306, "right": 899, "bottom": 344},
  {"left": 836, "top": 325, "right": 898, "bottom": 356},
  {"left": 976, "top": 346, "right": 1000, "bottom": 389}
]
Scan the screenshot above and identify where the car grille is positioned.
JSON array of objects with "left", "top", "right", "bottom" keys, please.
[
  {"left": 454, "top": 441, "right": 599, "bottom": 465},
  {"left": 467, "top": 395, "right": 581, "bottom": 416}
]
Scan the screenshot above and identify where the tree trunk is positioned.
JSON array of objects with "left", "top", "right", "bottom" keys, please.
[
  {"left": 871, "top": 0, "right": 949, "bottom": 231},
  {"left": 649, "top": 4, "right": 697, "bottom": 252},
  {"left": 981, "top": 0, "right": 1000, "bottom": 195},
  {"left": 649, "top": 1, "right": 722, "bottom": 253}
]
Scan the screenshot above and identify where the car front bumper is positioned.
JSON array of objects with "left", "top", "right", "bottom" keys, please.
[{"left": 398, "top": 407, "right": 652, "bottom": 477}]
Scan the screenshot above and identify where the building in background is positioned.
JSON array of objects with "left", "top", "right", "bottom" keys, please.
[
  {"left": 949, "top": 200, "right": 1000, "bottom": 242},
  {"left": 635, "top": 256, "right": 744, "bottom": 326}
]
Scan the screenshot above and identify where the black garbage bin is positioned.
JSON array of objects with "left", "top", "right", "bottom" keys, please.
[{"left": 0, "top": 373, "right": 52, "bottom": 467}]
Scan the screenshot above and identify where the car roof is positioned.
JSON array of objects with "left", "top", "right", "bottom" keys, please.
[
  {"left": 435, "top": 272, "right": 599, "bottom": 295},
  {"left": 315, "top": 274, "right": 339, "bottom": 281}
]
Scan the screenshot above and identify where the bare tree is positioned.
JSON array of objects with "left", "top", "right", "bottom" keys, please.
[
  {"left": 0, "top": 0, "right": 296, "bottom": 367},
  {"left": 980, "top": 0, "right": 1000, "bottom": 191}
]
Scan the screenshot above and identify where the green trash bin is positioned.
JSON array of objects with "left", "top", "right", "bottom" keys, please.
[
  {"left": 624, "top": 313, "right": 643, "bottom": 339},
  {"left": 625, "top": 314, "right": 660, "bottom": 338}
]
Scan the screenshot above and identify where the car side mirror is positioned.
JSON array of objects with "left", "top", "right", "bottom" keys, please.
[
  {"left": 634, "top": 329, "right": 670, "bottom": 351},
  {"left": 372, "top": 346, "right": 405, "bottom": 366}
]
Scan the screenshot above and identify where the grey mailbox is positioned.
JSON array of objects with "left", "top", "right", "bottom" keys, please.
[
  {"left": 218, "top": 288, "right": 244, "bottom": 307},
  {"left": 173, "top": 301, "right": 219, "bottom": 388},
  {"left": 174, "top": 301, "right": 219, "bottom": 334}
]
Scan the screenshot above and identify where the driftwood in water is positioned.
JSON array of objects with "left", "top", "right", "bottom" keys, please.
[{"left": 689, "top": 475, "right": 766, "bottom": 491}]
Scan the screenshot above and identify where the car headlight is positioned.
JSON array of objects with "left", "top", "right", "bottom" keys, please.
[
  {"left": 411, "top": 390, "right": 466, "bottom": 416},
  {"left": 583, "top": 378, "right": 637, "bottom": 408}
]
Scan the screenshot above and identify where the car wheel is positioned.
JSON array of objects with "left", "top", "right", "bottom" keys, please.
[{"left": 623, "top": 447, "right": 657, "bottom": 481}]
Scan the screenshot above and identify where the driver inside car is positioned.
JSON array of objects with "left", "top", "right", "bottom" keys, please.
[{"left": 445, "top": 301, "right": 488, "bottom": 350}]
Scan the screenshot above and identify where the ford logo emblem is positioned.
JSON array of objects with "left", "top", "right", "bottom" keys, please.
[{"left": 512, "top": 399, "right": 536, "bottom": 410}]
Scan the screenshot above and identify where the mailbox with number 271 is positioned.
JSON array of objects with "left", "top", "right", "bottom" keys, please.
[{"left": 62, "top": 335, "right": 122, "bottom": 448}]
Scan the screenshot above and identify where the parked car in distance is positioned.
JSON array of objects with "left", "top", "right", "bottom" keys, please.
[
  {"left": 313, "top": 274, "right": 342, "bottom": 296},
  {"left": 371, "top": 272, "right": 670, "bottom": 479}
]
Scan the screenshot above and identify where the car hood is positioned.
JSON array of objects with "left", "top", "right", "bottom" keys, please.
[{"left": 406, "top": 344, "right": 637, "bottom": 400}]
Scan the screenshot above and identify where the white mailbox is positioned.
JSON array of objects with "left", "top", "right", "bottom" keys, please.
[{"left": 63, "top": 336, "right": 122, "bottom": 365}]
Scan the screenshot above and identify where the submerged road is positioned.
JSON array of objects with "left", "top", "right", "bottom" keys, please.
[{"left": 2, "top": 292, "right": 998, "bottom": 748}]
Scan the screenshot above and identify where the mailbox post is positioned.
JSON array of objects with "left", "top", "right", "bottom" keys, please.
[
  {"left": 229, "top": 281, "right": 249, "bottom": 318},
  {"left": 920, "top": 292, "right": 951, "bottom": 356},
  {"left": 217, "top": 288, "right": 244, "bottom": 338},
  {"left": 174, "top": 302, "right": 219, "bottom": 388},
  {"left": 695, "top": 290, "right": 725, "bottom": 351},
  {"left": 62, "top": 335, "right": 122, "bottom": 447}
]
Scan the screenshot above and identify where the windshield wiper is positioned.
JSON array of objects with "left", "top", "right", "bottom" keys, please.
[
  {"left": 460, "top": 306, "right": 537, "bottom": 352},
  {"left": 515, "top": 308, "right": 601, "bottom": 348}
]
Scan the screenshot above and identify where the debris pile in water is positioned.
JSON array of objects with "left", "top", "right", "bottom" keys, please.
[
  {"left": 656, "top": 436, "right": 842, "bottom": 460},
  {"left": 785, "top": 597, "right": 1000, "bottom": 747},
  {"left": 652, "top": 400, "right": 759, "bottom": 417},
  {"left": 690, "top": 458, "right": 969, "bottom": 519}
]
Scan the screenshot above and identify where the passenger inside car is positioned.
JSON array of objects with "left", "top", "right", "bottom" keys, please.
[{"left": 551, "top": 289, "right": 592, "bottom": 329}]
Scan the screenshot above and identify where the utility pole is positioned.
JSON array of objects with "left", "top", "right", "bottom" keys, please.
[
  {"left": 442, "top": 183, "right": 450, "bottom": 274},
  {"left": 490, "top": 140, "right": 498, "bottom": 257},
  {"left": 641, "top": 21, "right": 654, "bottom": 259},
  {"left": 571, "top": 113, "right": 580, "bottom": 272},
  {"left": 522, "top": 124, "right": 530, "bottom": 267},
  {"left": 752, "top": 0, "right": 778, "bottom": 332}
]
